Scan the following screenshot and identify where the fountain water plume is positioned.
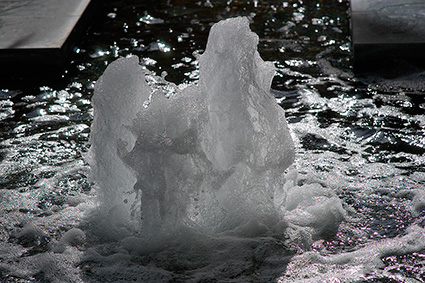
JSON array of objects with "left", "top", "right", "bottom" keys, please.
[{"left": 88, "top": 17, "right": 296, "bottom": 240}]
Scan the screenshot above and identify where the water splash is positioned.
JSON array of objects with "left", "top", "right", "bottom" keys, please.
[{"left": 89, "top": 17, "right": 297, "bottom": 239}]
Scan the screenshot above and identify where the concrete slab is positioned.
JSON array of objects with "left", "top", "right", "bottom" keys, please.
[
  {"left": 0, "top": 0, "right": 96, "bottom": 72},
  {"left": 350, "top": 0, "right": 425, "bottom": 71}
]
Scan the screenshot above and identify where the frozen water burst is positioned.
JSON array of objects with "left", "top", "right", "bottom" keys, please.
[
  {"left": 88, "top": 17, "right": 343, "bottom": 244},
  {"left": 88, "top": 17, "right": 294, "bottom": 237}
]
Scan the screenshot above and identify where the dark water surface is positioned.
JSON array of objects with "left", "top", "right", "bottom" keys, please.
[{"left": 1, "top": 0, "right": 425, "bottom": 282}]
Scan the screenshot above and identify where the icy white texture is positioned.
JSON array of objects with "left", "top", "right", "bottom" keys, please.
[
  {"left": 88, "top": 56, "right": 147, "bottom": 235},
  {"left": 88, "top": 17, "right": 295, "bottom": 237}
]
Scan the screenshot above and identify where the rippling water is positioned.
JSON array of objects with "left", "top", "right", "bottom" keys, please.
[{"left": 1, "top": 0, "right": 425, "bottom": 282}]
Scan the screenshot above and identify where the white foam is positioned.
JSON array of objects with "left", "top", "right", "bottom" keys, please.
[
  {"left": 89, "top": 17, "right": 300, "bottom": 240},
  {"left": 279, "top": 225, "right": 425, "bottom": 282}
]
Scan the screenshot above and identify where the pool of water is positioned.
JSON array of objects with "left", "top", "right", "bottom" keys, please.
[{"left": 1, "top": 0, "right": 425, "bottom": 282}]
